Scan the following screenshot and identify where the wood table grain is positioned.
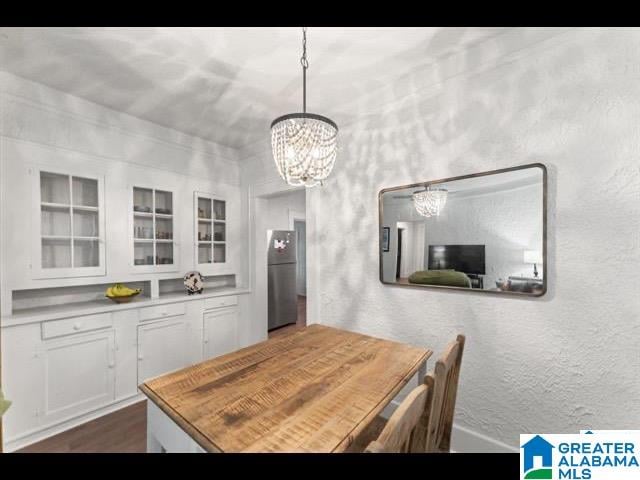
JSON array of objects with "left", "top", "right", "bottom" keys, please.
[{"left": 139, "top": 324, "right": 431, "bottom": 453}]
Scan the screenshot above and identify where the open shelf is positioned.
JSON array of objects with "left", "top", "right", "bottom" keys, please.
[
  {"left": 159, "top": 274, "right": 236, "bottom": 297},
  {"left": 11, "top": 281, "right": 152, "bottom": 315}
]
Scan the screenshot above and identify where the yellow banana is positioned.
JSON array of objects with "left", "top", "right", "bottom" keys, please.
[{"left": 106, "top": 283, "right": 141, "bottom": 297}]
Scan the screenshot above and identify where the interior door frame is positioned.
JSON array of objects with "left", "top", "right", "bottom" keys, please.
[{"left": 289, "top": 209, "right": 306, "bottom": 297}]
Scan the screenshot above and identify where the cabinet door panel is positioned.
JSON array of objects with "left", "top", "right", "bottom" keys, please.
[
  {"left": 138, "top": 318, "right": 188, "bottom": 383},
  {"left": 42, "top": 330, "right": 115, "bottom": 423},
  {"left": 203, "top": 307, "right": 238, "bottom": 360}
]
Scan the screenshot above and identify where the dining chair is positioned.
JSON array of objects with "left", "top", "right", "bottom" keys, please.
[
  {"left": 352, "top": 333, "right": 465, "bottom": 453},
  {"left": 425, "top": 333, "right": 466, "bottom": 452},
  {"left": 364, "top": 381, "right": 432, "bottom": 453}
]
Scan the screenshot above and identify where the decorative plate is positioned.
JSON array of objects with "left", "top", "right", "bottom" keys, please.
[{"left": 184, "top": 271, "right": 204, "bottom": 295}]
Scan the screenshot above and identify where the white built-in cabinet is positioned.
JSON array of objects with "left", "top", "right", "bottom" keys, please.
[
  {"left": 194, "top": 191, "right": 227, "bottom": 269},
  {"left": 1, "top": 294, "right": 245, "bottom": 451},
  {"left": 40, "top": 328, "right": 116, "bottom": 425},
  {"left": 31, "top": 167, "right": 106, "bottom": 278},
  {"left": 130, "top": 185, "right": 179, "bottom": 273},
  {"left": 203, "top": 307, "right": 238, "bottom": 360},
  {"left": 137, "top": 316, "right": 189, "bottom": 383}
]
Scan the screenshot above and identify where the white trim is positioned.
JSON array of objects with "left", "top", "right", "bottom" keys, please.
[
  {"left": 451, "top": 423, "right": 519, "bottom": 453},
  {"left": 288, "top": 208, "right": 306, "bottom": 231}
]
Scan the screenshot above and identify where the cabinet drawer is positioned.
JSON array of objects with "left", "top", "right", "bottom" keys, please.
[
  {"left": 139, "top": 302, "right": 185, "bottom": 322},
  {"left": 42, "top": 312, "right": 113, "bottom": 339},
  {"left": 204, "top": 295, "right": 238, "bottom": 310}
]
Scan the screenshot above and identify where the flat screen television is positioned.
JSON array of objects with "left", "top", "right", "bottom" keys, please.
[{"left": 428, "top": 244, "right": 486, "bottom": 275}]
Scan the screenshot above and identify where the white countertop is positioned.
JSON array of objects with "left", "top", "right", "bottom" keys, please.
[{"left": 1, "top": 287, "right": 251, "bottom": 327}]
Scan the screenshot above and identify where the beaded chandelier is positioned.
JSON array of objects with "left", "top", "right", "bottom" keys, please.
[
  {"left": 271, "top": 27, "right": 338, "bottom": 187},
  {"left": 412, "top": 186, "right": 448, "bottom": 217}
]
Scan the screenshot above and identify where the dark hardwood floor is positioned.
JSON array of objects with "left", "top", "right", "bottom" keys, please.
[
  {"left": 18, "top": 296, "right": 308, "bottom": 453},
  {"left": 18, "top": 401, "right": 147, "bottom": 453}
]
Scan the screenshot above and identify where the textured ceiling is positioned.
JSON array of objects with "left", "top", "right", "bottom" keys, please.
[{"left": 0, "top": 27, "right": 508, "bottom": 150}]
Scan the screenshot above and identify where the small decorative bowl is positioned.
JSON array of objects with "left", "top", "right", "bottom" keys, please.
[{"left": 105, "top": 290, "right": 141, "bottom": 303}]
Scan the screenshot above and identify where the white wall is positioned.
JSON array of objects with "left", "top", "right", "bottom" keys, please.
[
  {"left": 0, "top": 71, "right": 249, "bottom": 315},
  {"left": 265, "top": 189, "right": 305, "bottom": 232},
  {"left": 241, "top": 28, "right": 640, "bottom": 451}
]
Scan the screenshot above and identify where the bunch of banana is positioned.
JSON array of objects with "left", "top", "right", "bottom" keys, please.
[{"left": 106, "top": 283, "right": 141, "bottom": 298}]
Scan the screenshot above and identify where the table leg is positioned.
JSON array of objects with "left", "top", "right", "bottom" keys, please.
[{"left": 147, "top": 430, "right": 163, "bottom": 453}]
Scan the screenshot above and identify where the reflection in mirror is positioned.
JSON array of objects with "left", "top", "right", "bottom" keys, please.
[{"left": 379, "top": 164, "right": 546, "bottom": 296}]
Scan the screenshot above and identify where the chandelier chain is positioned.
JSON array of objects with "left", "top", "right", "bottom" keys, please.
[
  {"left": 300, "top": 27, "right": 308, "bottom": 113},
  {"left": 300, "top": 27, "right": 308, "bottom": 69}
]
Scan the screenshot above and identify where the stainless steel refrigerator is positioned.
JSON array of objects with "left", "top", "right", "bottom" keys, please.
[{"left": 268, "top": 230, "right": 297, "bottom": 331}]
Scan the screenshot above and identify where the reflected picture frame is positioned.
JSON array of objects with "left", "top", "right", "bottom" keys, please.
[
  {"left": 382, "top": 227, "right": 390, "bottom": 252},
  {"left": 378, "top": 163, "right": 547, "bottom": 297}
]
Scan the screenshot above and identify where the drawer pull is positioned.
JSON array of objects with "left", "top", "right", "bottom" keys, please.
[{"left": 73, "top": 322, "right": 83, "bottom": 331}]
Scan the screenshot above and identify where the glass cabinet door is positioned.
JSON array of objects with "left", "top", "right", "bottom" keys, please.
[
  {"left": 132, "top": 186, "right": 177, "bottom": 271},
  {"left": 195, "top": 192, "right": 226, "bottom": 268},
  {"left": 34, "top": 169, "right": 105, "bottom": 277}
]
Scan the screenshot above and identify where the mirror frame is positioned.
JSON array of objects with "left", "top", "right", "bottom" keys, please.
[{"left": 378, "top": 163, "right": 547, "bottom": 297}]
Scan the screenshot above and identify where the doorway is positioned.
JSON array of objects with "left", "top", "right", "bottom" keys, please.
[
  {"left": 294, "top": 219, "right": 307, "bottom": 331},
  {"left": 396, "top": 228, "right": 404, "bottom": 279},
  {"left": 253, "top": 189, "right": 306, "bottom": 338}
]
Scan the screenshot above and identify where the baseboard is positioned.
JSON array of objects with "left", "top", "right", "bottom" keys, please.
[
  {"left": 380, "top": 399, "right": 518, "bottom": 453},
  {"left": 3, "top": 393, "right": 144, "bottom": 452},
  {"left": 451, "top": 424, "right": 518, "bottom": 453}
]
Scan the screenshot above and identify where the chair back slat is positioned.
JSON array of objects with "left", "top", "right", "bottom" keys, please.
[
  {"left": 425, "top": 334, "right": 465, "bottom": 452},
  {"left": 364, "top": 382, "right": 430, "bottom": 453}
]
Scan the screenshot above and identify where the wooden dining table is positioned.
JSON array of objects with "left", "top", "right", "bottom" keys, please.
[{"left": 139, "top": 324, "right": 432, "bottom": 453}]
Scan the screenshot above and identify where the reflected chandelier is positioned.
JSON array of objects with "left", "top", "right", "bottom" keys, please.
[
  {"left": 412, "top": 186, "right": 448, "bottom": 217},
  {"left": 271, "top": 27, "right": 338, "bottom": 187}
]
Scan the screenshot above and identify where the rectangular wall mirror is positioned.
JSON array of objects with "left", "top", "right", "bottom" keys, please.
[{"left": 379, "top": 163, "right": 547, "bottom": 296}]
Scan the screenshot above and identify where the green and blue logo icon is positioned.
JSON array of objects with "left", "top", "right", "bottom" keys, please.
[{"left": 521, "top": 435, "right": 555, "bottom": 479}]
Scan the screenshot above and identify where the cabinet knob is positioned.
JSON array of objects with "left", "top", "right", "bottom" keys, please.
[
  {"left": 204, "top": 339, "right": 209, "bottom": 344},
  {"left": 108, "top": 362, "right": 115, "bottom": 369},
  {"left": 161, "top": 311, "right": 168, "bottom": 316},
  {"left": 138, "top": 354, "right": 144, "bottom": 361},
  {"left": 73, "top": 322, "right": 83, "bottom": 330}
]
